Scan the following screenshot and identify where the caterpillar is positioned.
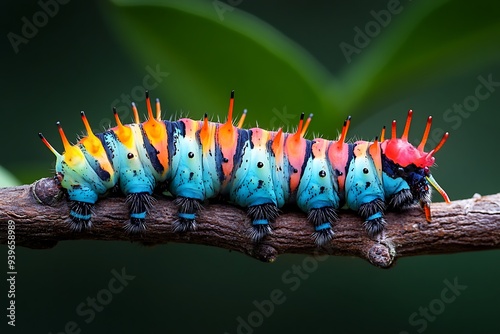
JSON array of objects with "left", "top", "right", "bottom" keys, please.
[{"left": 39, "top": 90, "right": 450, "bottom": 245}]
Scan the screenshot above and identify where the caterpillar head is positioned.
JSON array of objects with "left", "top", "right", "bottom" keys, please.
[{"left": 380, "top": 110, "right": 450, "bottom": 220}]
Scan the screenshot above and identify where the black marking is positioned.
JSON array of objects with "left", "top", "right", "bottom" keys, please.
[{"left": 140, "top": 124, "right": 165, "bottom": 174}]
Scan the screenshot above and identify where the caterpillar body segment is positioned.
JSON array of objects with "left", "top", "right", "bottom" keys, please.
[{"left": 40, "top": 91, "right": 450, "bottom": 245}]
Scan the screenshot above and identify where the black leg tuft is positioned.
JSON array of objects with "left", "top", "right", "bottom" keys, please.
[
  {"left": 363, "top": 217, "right": 386, "bottom": 237},
  {"left": 69, "top": 201, "right": 94, "bottom": 232},
  {"left": 388, "top": 189, "right": 414, "bottom": 210},
  {"left": 246, "top": 203, "right": 279, "bottom": 242},
  {"left": 172, "top": 197, "right": 203, "bottom": 232},
  {"left": 124, "top": 192, "right": 155, "bottom": 233},
  {"left": 308, "top": 207, "right": 337, "bottom": 246}
]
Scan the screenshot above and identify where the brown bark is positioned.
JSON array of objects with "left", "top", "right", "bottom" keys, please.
[{"left": 0, "top": 177, "right": 499, "bottom": 268}]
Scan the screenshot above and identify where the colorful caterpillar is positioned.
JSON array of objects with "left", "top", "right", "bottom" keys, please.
[{"left": 39, "top": 91, "right": 450, "bottom": 245}]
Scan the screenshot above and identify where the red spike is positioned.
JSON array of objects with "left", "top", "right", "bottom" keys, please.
[
  {"left": 417, "top": 116, "right": 432, "bottom": 151},
  {"left": 391, "top": 120, "right": 397, "bottom": 138},
  {"left": 226, "top": 90, "right": 234, "bottom": 125},
  {"left": 272, "top": 128, "right": 283, "bottom": 154},
  {"left": 295, "top": 113, "right": 305, "bottom": 137},
  {"left": 401, "top": 110, "right": 413, "bottom": 141},
  {"left": 432, "top": 132, "right": 449, "bottom": 155},
  {"left": 338, "top": 116, "right": 351, "bottom": 143}
]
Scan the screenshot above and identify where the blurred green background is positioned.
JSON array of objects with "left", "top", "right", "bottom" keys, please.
[{"left": 1, "top": 0, "right": 499, "bottom": 333}]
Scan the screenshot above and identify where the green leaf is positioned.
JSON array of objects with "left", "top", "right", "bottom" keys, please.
[
  {"left": 0, "top": 165, "right": 21, "bottom": 187},
  {"left": 103, "top": 0, "right": 499, "bottom": 135},
  {"left": 104, "top": 0, "right": 338, "bottom": 131},
  {"left": 337, "top": 0, "right": 500, "bottom": 112}
]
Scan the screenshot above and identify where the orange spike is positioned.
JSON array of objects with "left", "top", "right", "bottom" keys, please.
[
  {"left": 80, "top": 111, "right": 104, "bottom": 155},
  {"left": 380, "top": 126, "right": 386, "bottom": 142},
  {"left": 57, "top": 121, "right": 85, "bottom": 165},
  {"left": 113, "top": 107, "right": 123, "bottom": 127},
  {"left": 57, "top": 122, "right": 73, "bottom": 152},
  {"left": 272, "top": 128, "right": 283, "bottom": 154},
  {"left": 294, "top": 113, "right": 305, "bottom": 139},
  {"left": 391, "top": 120, "right": 397, "bottom": 138},
  {"left": 38, "top": 133, "right": 60, "bottom": 156},
  {"left": 432, "top": 132, "right": 449, "bottom": 155},
  {"left": 227, "top": 90, "right": 234, "bottom": 125},
  {"left": 237, "top": 109, "right": 247, "bottom": 128},
  {"left": 113, "top": 107, "right": 132, "bottom": 145},
  {"left": 145, "top": 91, "right": 154, "bottom": 121},
  {"left": 424, "top": 204, "right": 432, "bottom": 222},
  {"left": 369, "top": 137, "right": 382, "bottom": 179},
  {"left": 131, "top": 102, "right": 140, "bottom": 124},
  {"left": 155, "top": 98, "right": 161, "bottom": 120},
  {"left": 218, "top": 91, "right": 236, "bottom": 139},
  {"left": 417, "top": 116, "right": 433, "bottom": 151},
  {"left": 401, "top": 110, "right": 413, "bottom": 141},
  {"left": 300, "top": 113, "right": 313, "bottom": 137},
  {"left": 81, "top": 111, "right": 94, "bottom": 136},
  {"left": 338, "top": 116, "right": 351, "bottom": 143}
]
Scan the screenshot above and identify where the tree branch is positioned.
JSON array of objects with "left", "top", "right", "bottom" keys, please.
[{"left": 1, "top": 177, "right": 499, "bottom": 268}]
